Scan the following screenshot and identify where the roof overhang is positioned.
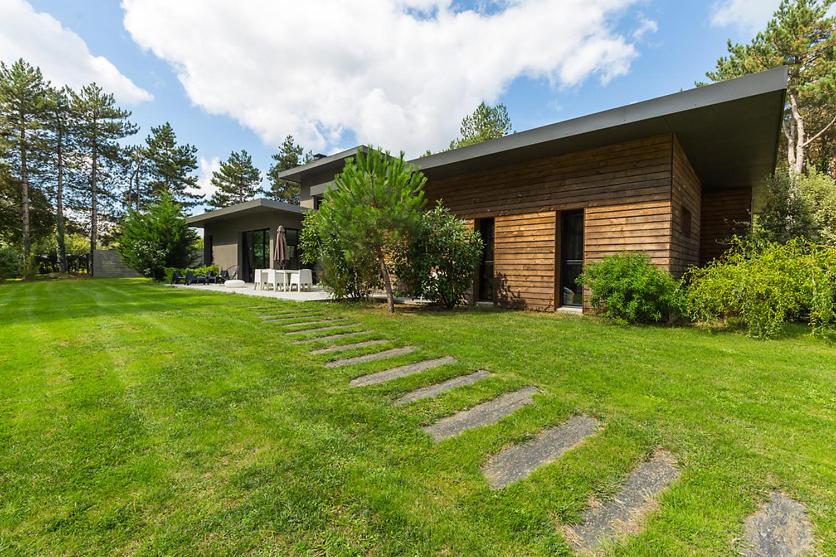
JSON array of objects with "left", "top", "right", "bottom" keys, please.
[
  {"left": 187, "top": 198, "right": 307, "bottom": 227},
  {"left": 276, "top": 146, "right": 367, "bottom": 184},
  {"left": 412, "top": 67, "right": 788, "bottom": 191}
]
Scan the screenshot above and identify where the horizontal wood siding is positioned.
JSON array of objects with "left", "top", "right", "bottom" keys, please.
[
  {"left": 494, "top": 212, "right": 556, "bottom": 310},
  {"left": 700, "top": 188, "right": 751, "bottom": 264},
  {"left": 670, "top": 137, "right": 702, "bottom": 276},
  {"left": 584, "top": 201, "right": 673, "bottom": 269}
]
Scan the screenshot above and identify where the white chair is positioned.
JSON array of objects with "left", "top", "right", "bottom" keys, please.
[
  {"left": 265, "top": 269, "right": 279, "bottom": 291},
  {"left": 253, "top": 269, "right": 268, "bottom": 290},
  {"left": 289, "top": 269, "right": 313, "bottom": 292}
]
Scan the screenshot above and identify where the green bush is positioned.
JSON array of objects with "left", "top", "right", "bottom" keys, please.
[
  {"left": 579, "top": 252, "right": 683, "bottom": 323},
  {"left": 685, "top": 238, "right": 836, "bottom": 338},
  {"left": 118, "top": 193, "right": 199, "bottom": 281},
  {"left": 163, "top": 265, "right": 219, "bottom": 284},
  {"left": 0, "top": 243, "right": 19, "bottom": 279},
  {"left": 299, "top": 209, "right": 380, "bottom": 300},
  {"left": 393, "top": 204, "right": 483, "bottom": 308}
]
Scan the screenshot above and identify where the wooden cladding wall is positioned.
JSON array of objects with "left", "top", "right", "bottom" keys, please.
[
  {"left": 425, "top": 135, "right": 674, "bottom": 219},
  {"left": 700, "top": 187, "right": 752, "bottom": 264},
  {"left": 584, "top": 200, "right": 673, "bottom": 269},
  {"left": 494, "top": 212, "right": 556, "bottom": 310},
  {"left": 670, "top": 137, "right": 702, "bottom": 276}
]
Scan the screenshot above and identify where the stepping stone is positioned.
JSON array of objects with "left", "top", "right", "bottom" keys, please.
[
  {"left": 741, "top": 492, "right": 814, "bottom": 557},
  {"left": 422, "top": 387, "right": 538, "bottom": 442},
  {"left": 349, "top": 356, "right": 457, "bottom": 387},
  {"left": 262, "top": 315, "right": 325, "bottom": 323},
  {"left": 483, "top": 415, "right": 599, "bottom": 489},
  {"left": 282, "top": 318, "right": 348, "bottom": 329},
  {"left": 563, "top": 449, "right": 680, "bottom": 552},
  {"left": 259, "top": 311, "right": 321, "bottom": 319},
  {"left": 394, "top": 370, "right": 491, "bottom": 406},
  {"left": 293, "top": 331, "right": 372, "bottom": 344},
  {"left": 310, "top": 339, "right": 389, "bottom": 355},
  {"left": 326, "top": 346, "right": 418, "bottom": 369},
  {"left": 285, "top": 324, "right": 357, "bottom": 336}
]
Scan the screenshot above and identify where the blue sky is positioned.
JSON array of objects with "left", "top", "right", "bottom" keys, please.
[{"left": 4, "top": 0, "right": 782, "bottom": 209}]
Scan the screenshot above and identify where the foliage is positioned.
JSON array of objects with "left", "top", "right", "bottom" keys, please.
[
  {"left": 704, "top": 0, "right": 835, "bottom": 174},
  {"left": 42, "top": 85, "right": 76, "bottom": 274},
  {"left": 0, "top": 242, "right": 19, "bottom": 279},
  {"left": 299, "top": 208, "right": 380, "bottom": 300},
  {"left": 163, "top": 264, "right": 219, "bottom": 284},
  {"left": 685, "top": 238, "right": 836, "bottom": 338},
  {"left": 449, "top": 101, "right": 512, "bottom": 149},
  {"left": 322, "top": 147, "right": 426, "bottom": 312},
  {"left": 142, "top": 122, "right": 202, "bottom": 208},
  {"left": 579, "top": 252, "right": 683, "bottom": 323},
  {"left": 392, "top": 204, "right": 483, "bottom": 308},
  {"left": 754, "top": 170, "right": 836, "bottom": 244},
  {"left": 267, "top": 134, "right": 311, "bottom": 204},
  {"left": 117, "top": 193, "right": 198, "bottom": 280},
  {"left": 208, "top": 149, "right": 262, "bottom": 208}
]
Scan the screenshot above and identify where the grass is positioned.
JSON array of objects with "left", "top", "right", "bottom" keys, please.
[{"left": 0, "top": 278, "right": 833, "bottom": 556}]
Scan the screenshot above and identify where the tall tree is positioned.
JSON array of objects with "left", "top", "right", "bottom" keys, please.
[
  {"left": 123, "top": 144, "right": 151, "bottom": 212},
  {"left": 71, "top": 83, "right": 137, "bottom": 272},
  {"left": 449, "top": 101, "right": 513, "bottom": 150},
  {"left": 43, "top": 85, "right": 75, "bottom": 273},
  {"left": 267, "top": 134, "right": 310, "bottom": 204},
  {"left": 207, "top": 150, "right": 262, "bottom": 208},
  {"left": 143, "top": 122, "right": 202, "bottom": 207},
  {"left": 0, "top": 59, "right": 48, "bottom": 279},
  {"left": 324, "top": 148, "right": 426, "bottom": 313},
  {"left": 705, "top": 0, "right": 835, "bottom": 174}
]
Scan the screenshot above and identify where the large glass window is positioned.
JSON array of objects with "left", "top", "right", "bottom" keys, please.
[
  {"left": 560, "top": 211, "right": 584, "bottom": 307},
  {"left": 477, "top": 218, "right": 495, "bottom": 302}
]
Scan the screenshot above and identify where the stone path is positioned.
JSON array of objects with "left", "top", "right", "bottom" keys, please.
[
  {"left": 311, "top": 340, "right": 389, "bottom": 355},
  {"left": 483, "top": 415, "right": 599, "bottom": 489},
  {"left": 563, "top": 449, "right": 680, "bottom": 552},
  {"left": 294, "top": 330, "right": 372, "bottom": 344},
  {"left": 423, "top": 387, "right": 538, "bottom": 442},
  {"left": 263, "top": 314, "right": 326, "bottom": 323},
  {"left": 326, "top": 346, "right": 418, "bottom": 369},
  {"left": 742, "top": 492, "right": 814, "bottom": 557},
  {"left": 349, "top": 356, "right": 457, "bottom": 387},
  {"left": 286, "top": 324, "right": 358, "bottom": 336},
  {"left": 283, "top": 318, "right": 351, "bottom": 330},
  {"left": 394, "top": 370, "right": 491, "bottom": 406}
]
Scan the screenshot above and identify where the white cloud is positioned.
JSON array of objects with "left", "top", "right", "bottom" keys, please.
[
  {"left": 633, "top": 15, "right": 658, "bottom": 40},
  {"left": 122, "top": 0, "right": 641, "bottom": 156},
  {"left": 0, "top": 0, "right": 152, "bottom": 104},
  {"left": 194, "top": 156, "right": 221, "bottom": 202},
  {"left": 709, "top": 0, "right": 778, "bottom": 34}
]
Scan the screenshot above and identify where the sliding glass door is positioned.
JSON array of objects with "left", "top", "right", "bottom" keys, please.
[{"left": 241, "top": 228, "right": 269, "bottom": 282}]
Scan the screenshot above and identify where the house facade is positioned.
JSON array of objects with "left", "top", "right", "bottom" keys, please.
[{"left": 192, "top": 67, "right": 787, "bottom": 311}]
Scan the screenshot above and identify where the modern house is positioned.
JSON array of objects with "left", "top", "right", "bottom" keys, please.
[{"left": 191, "top": 67, "right": 788, "bottom": 311}]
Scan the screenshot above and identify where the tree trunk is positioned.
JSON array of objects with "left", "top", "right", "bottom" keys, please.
[
  {"left": 788, "top": 91, "right": 806, "bottom": 174},
  {"left": 19, "top": 116, "right": 32, "bottom": 280},
  {"left": 90, "top": 138, "right": 98, "bottom": 275},
  {"left": 377, "top": 247, "right": 395, "bottom": 314},
  {"left": 56, "top": 126, "right": 67, "bottom": 274}
]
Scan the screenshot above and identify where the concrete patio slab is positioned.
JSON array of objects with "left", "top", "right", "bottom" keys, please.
[
  {"left": 742, "top": 492, "right": 814, "bottom": 557},
  {"left": 483, "top": 415, "right": 599, "bottom": 489},
  {"left": 326, "top": 347, "right": 417, "bottom": 369},
  {"left": 349, "top": 356, "right": 457, "bottom": 387},
  {"left": 423, "top": 387, "right": 538, "bottom": 442},
  {"left": 394, "top": 370, "right": 491, "bottom": 405},
  {"left": 173, "top": 283, "right": 332, "bottom": 302}
]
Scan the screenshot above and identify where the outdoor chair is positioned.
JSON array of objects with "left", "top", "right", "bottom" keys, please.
[
  {"left": 220, "top": 269, "right": 232, "bottom": 282},
  {"left": 207, "top": 270, "right": 220, "bottom": 284},
  {"left": 186, "top": 271, "right": 207, "bottom": 285},
  {"left": 171, "top": 271, "right": 185, "bottom": 285},
  {"left": 289, "top": 269, "right": 313, "bottom": 292}
]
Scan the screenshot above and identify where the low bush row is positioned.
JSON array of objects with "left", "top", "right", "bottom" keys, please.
[
  {"left": 581, "top": 240, "right": 836, "bottom": 338},
  {"left": 163, "top": 265, "right": 219, "bottom": 284}
]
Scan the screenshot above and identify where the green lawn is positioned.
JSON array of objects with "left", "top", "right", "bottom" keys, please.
[{"left": 0, "top": 279, "right": 833, "bottom": 556}]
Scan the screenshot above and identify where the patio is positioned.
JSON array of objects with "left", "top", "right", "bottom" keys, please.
[{"left": 172, "top": 282, "right": 333, "bottom": 302}]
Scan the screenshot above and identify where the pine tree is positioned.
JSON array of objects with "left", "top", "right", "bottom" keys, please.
[
  {"left": 71, "top": 83, "right": 137, "bottom": 273},
  {"left": 208, "top": 150, "right": 262, "bottom": 208},
  {"left": 43, "top": 86, "right": 76, "bottom": 273},
  {"left": 123, "top": 144, "right": 151, "bottom": 212},
  {"left": 0, "top": 59, "right": 49, "bottom": 279},
  {"left": 705, "top": 0, "right": 835, "bottom": 174},
  {"left": 449, "top": 102, "right": 512, "bottom": 150},
  {"left": 267, "top": 134, "right": 310, "bottom": 204},
  {"left": 143, "top": 122, "right": 202, "bottom": 207}
]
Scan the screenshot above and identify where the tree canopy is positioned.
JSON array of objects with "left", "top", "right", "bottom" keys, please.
[
  {"left": 143, "top": 122, "right": 202, "bottom": 208},
  {"left": 267, "top": 134, "right": 311, "bottom": 204},
  {"left": 208, "top": 149, "right": 262, "bottom": 208},
  {"left": 449, "top": 101, "right": 513, "bottom": 150}
]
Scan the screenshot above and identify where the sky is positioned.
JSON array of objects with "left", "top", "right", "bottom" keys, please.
[{"left": 1, "top": 0, "right": 789, "bottom": 211}]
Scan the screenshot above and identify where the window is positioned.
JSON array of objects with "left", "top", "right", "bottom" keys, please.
[{"left": 681, "top": 207, "right": 692, "bottom": 238}]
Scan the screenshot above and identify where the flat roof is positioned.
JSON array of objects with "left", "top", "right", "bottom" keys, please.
[
  {"left": 277, "top": 67, "right": 787, "bottom": 192},
  {"left": 187, "top": 198, "right": 307, "bottom": 227}
]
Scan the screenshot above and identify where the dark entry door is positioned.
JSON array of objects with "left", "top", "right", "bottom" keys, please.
[
  {"left": 476, "top": 218, "right": 495, "bottom": 302},
  {"left": 560, "top": 211, "right": 584, "bottom": 307},
  {"left": 241, "top": 228, "right": 269, "bottom": 282}
]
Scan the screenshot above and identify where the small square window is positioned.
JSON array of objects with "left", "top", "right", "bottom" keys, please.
[{"left": 681, "top": 207, "right": 692, "bottom": 238}]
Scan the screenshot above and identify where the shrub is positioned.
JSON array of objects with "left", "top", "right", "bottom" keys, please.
[
  {"left": 753, "top": 171, "right": 836, "bottom": 246},
  {"left": 0, "top": 243, "right": 19, "bottom": 279},
  {"left": 685, "top": 238, "right": 836, "bottom": 338},
  {"left": 118, "top": 193, "right": 199, "bottom": 281},
  {"left": 579, "top": 252, "right": 683, "bottom": 324},
  {"left": 163, "top": 265, "right": 219, "bottom": 284},
  {"left": 299, "top": 209, "right": 380, "bottom": 300},
  {"left": 393, "top": 204, "right": 483, "bottom": 308}
]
